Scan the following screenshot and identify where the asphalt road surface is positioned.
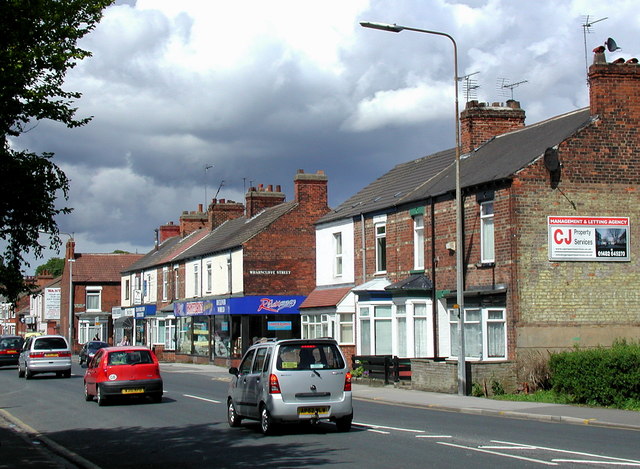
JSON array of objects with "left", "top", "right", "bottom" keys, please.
[{"left": 1, "top": 362, "right": 639, "bottom": 468}]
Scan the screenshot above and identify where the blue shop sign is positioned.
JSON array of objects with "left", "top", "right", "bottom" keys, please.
[
  {"left": 134, "top": 305, "right": 157, "bottom": 319},
  {"left": 174, "top": 295, "right": 305, "bottom": 317}
]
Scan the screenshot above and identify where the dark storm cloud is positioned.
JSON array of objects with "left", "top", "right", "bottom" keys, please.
[{"left": 13, "top": 0, "right": 639, "bottom": 272}]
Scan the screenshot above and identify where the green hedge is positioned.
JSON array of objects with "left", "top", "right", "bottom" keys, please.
[{"left": 549, "top": 340, "right": 640, "bottom": 407}]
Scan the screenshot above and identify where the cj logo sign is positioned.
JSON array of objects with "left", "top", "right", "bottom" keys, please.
[{"left": 553, "top": 228, "right": 572, "bottom": 245}]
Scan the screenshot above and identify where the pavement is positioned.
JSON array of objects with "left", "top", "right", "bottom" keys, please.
[{"left": 2, "top": 361, "right": 638, "bottom": 468}]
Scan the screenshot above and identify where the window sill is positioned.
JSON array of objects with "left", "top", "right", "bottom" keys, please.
[{"left": 476, "top": 262, "right": 495, "bottom": 268}]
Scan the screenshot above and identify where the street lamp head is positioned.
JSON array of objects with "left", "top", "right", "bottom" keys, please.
[{"left": 360, "top": 21, "right": 404, "bottom": 33}]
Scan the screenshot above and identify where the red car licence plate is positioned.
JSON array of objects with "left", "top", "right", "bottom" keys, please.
[{"left": 122, "top": 388, "right": 144, "bottom": 394}]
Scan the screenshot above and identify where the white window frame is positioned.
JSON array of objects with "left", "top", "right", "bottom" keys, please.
[
  {"left": 206, "top": 262, "right": 213, "bottom": 293},
  {"left": 338, "top": 312, "right": 354, "bottom": 345},
  {"left": 162, "top": 267, "right": 168, "bottom": 301},
  {"left": 192, "top": 264, "right": 200, "bottom": 297},
  {"left": 375, "top": 223, "right": 387, "bottom": 273},
  {"left": 448, "top": 307, "right": 506, "bottom": 360},
  {"left": 85, "top": 287, "right": 102, "bottom": 312},
  {"left": 413, "top": 214, "right": 425, "bottom": 270},
  {"left": 302, "top": 313, "right": 332, "bottom": 339},
  {"left": 480, "top": 201, "right": 495, "bottom": 263},
  {"left": 173, "top": 265, "right": 179, "bottom": 299},
  {"left": 124, "top": 279, "right": 130, "bottom": 301},
  {"left": 333, "top": 232, "right": 343, "bottom": 278}
]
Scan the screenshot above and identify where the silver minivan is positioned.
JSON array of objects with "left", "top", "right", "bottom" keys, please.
[
  {"left": 18, "top": 335, "right": 72, "bottom": 379},
  {"left": 227, "top": 338, "right": 353, "bottom": 435}
]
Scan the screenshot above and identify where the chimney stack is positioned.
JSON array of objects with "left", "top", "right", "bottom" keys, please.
[
  {"left": 460, "top": 100, "right": 526, "bottom": 154},
  {"left": 179, "top": 204, "right": 208, "bottom": 236},
  {"left": 589, "top": 56, "right": 640, "bottom": 122},
  {"left": 245, "top": 183, "right": 286, "bottom": 218},
  {"left": 208, "top": 198, "right": 245, "bottom": 229},
  {"left": 158, "top": 221, "right": 180, "bottom": 243},
  {"left": 294, "top": 169, "right": 328, "bottom": 206}
]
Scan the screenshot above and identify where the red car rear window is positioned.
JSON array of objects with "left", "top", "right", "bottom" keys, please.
[{"left": 107, "top": 350, "right": 153, "bottom": 366}]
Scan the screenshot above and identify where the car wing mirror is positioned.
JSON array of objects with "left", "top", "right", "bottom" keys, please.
[{"left": 229, "top": 367, "right": 239, "bottom": 376}]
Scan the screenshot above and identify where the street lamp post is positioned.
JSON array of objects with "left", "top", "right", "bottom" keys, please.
[
  {"left": 68, "top": 258, "right": 75, "bottom": 347},
  {"left": 360, "top": 21, "right": 466, "bottom": 395}
]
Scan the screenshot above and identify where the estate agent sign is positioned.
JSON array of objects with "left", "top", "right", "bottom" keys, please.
[{"left": 548, "top": 216, "right": 629, "bottom": 261}]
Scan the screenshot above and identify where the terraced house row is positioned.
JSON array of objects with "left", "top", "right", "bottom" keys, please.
[{"left": 5, "top": 50, "right": 639, "bottom": 393}]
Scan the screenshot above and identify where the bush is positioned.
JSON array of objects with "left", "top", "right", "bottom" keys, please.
[{"left": 549, "top": 340, "right": 640, "bottom": 407}]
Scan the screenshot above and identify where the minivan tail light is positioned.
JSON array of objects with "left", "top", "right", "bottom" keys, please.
[
  {"left": 58, "top": 352, "right": 72, "bottom": 358},
  {"left": 29, "top": 352, "right": 45, "bottom": 358},
  {"left": 269, "top": 374, "right": 281, "bottom": 394},
  {"left": 344, "top": 372, "right": 352, "bottom": 392}
]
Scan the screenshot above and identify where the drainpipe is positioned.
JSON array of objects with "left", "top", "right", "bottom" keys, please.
[
  {"left": 429, "top": 199, "right": 439, "bottom": 358},
  {"left": 227, "top": 251, "right": 233, "bottom": 294},
  {"left": 360, "top": 214, "right": 366, "bottom": 283}
]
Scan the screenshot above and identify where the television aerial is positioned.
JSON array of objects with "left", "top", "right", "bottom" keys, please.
[
  {"left": 581, "top": 15, "right": 608, "bottom": 76},
  {"left": 497, "top": 77, "right": 528, "bottom": 100}
]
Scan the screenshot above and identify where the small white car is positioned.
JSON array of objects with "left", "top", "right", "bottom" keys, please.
[
  {"left": 18, "top": 334, "right": 72, "bottom": 379},
  {"left": 227, "top": 338, "right": 353, "bottom": 435}
]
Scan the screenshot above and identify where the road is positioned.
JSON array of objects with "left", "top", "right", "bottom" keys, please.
[{"left": 1, "top": 362, "right": 639, "bottom": 468}]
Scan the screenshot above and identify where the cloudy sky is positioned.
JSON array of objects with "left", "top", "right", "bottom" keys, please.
[{"left": 13, "top": 0, "right": 640, "bottom": 273}]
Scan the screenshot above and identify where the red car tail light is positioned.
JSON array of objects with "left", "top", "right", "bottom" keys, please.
[
  {"left": 344, "top": 372, "right": 352, "bottom": 392},
  {"left": 269, "top": 374, "right": 281, "bottom": 394},
  {"left": 29, "top": 352, "right": 45, "bottom": 358},
  {"left": 58, "top": 352, "right": 72, "bottom": 357}
]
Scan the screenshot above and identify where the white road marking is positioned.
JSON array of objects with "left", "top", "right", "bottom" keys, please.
[
  {"left": 552, "top": 459, "right": 640, "bottom": 466},
  {"left": 438, "top": 442, "right": 558, "bottom": 466},
  {"left": 367, "top": 429, "right": 391, "bottom": 434},
  {"left": 416, "top": 435, "right": 452, "bottom": 439},
  {"left": 353, "top": 422, "right": 425, "bottom": 433},
  {"left": 492, "top": 440, "right": 640, "bottom": 465},
  {"left": 183, "top": 394, "right": 221, "bottom": 404}
]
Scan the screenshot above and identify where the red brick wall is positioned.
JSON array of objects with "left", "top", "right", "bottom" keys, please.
[
  {"left": 460, "top": 100, "right": 525, "bottom": 154},
  {"left": 243, "top": 171, "right": 329, "bottom": 296}
]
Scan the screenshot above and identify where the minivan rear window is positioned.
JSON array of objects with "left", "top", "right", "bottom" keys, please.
[
  {"left": 34, "top": 337, "right": 68, "bottom": 350},
  {"left": 276, "top": 343, "right": 344, "bottom": 371}
]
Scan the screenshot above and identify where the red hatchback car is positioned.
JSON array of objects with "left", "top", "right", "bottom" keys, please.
[{"left": 83, "top": 346, "right": 163, "bottom": 406}]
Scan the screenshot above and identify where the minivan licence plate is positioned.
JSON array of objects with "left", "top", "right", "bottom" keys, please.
[
  {"left": 298, "top": 406, "right": 329, "bottom": 416},
  {"left": 122, "top": 388, "right": 144, "bottom": 394}
]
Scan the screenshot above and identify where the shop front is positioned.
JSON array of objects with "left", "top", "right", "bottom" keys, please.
[
  {"left": 173, "top": 295, "right": 305, "bottom": 366},
  {"left": 115, "top": 305, "right": 156, "bottom": 347}
]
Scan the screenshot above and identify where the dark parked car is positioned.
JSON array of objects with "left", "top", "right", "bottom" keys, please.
[
  {"left": 78, "top": 340, "right": 109, "bottom": 366},
  {"left": 0, "top": 335, "right": 24, "bottom": 367},
  {"left": 84, "top": 346, "right": 163, "bottom": 406}
]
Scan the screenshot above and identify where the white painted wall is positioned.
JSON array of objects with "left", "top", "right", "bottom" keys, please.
[{"left": 315, "top": 219, "right": 355, "bottom": 286}]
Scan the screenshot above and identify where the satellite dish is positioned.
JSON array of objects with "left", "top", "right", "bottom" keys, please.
[
  {"left": 606, "top": 37, "right": 621, "bottom": 52},
  {"left": 544, "top": 148, "right": 560, "bottom": 172}
]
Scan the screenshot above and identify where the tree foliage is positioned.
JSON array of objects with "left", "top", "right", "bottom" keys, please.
[
  {"left": 0, "top": 0, "right": 115, "bottom": 302},
  {"left": 35, "top": 257, "right": 65, "bottom": 277}
]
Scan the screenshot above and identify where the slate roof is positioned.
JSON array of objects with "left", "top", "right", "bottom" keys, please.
[
  {"left": 175, "top": 201, "right": 297, "bottom": 261},
  {"left": 319, "top": 107, "right": 593, "bottom": 224},
  {"left": 73, "top": 253, "right": 144, "bottom": 283},
  {"left": 122, "top": 229, "right": 209, "bottom": 273},
  {"left": 319, "top": 148, "right": 454, "bottom": 224}
]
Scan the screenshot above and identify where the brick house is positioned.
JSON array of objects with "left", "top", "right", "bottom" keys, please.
[
  {"left": 313, "top": 51, "right": 640, "bottom": 392},
  {"left": 120, "top": 170, "right": 329, "bottom": 366},
  {"left": 60, "top": 240, "right": 143, "bottom": 351}
]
